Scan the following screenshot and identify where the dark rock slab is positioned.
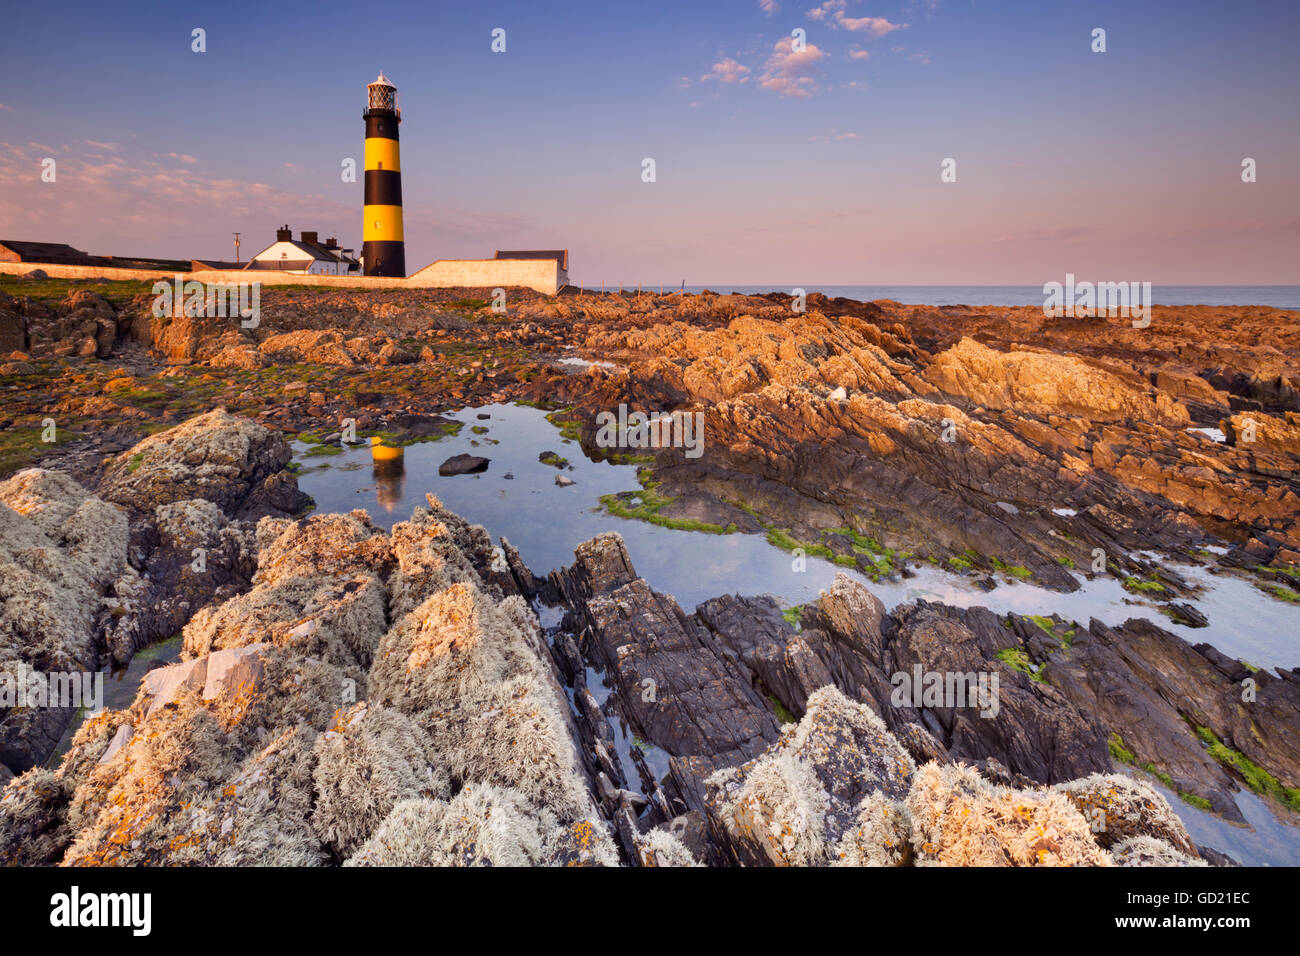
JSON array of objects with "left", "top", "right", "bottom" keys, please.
[{"left": 437, "top": 453, "right": 489, "bottom": 476}]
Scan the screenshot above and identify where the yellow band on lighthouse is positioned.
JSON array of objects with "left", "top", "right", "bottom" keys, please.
[
  {"left": 364, "top": 137, "right": 401, "bottom": 173},
  {"left": 362, "top": 205, "right": 405, "bottom": 242}
]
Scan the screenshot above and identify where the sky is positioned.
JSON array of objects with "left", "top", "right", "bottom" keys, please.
[{"left": 0, "top": 0, "right": 1297, "bottom": 285}]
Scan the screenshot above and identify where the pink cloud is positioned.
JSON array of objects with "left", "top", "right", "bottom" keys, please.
[
  {"left": 839, "top": 15, "right": 907, "bottom": 35},
  {"left": 758, "top": 37, "right": 827, "bottom": 98},
  {"left": 701, "top": 58, "right": 751, "bottom": 84},
  {"left": 807, "top": 1, "right": 907, "bottom": 35}
]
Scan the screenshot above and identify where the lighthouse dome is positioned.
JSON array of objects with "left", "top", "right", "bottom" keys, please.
[{"left": 366, "top": 74, "right": 397, "bottom": 112}]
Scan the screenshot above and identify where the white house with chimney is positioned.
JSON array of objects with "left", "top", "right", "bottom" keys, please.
[{"left": 245, "top": 225, "right": 360, "bottom": 275}]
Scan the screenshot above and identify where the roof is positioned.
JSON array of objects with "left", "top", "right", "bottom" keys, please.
[
  {"left": 0, "top": 239, "right": 97, "bottom": 263},
  {"left": 494, "top": 249, "right": 568, "bottom": 271},
  {"left": 249, "top": 239, "right": 358, "bottom": 266},
  {"left": 191, "top": 260, "right": 242, "bottom": 271},
  {"left": 298, "top": 239, "right": 359, "bottom": 264},
  {"left": 99, "top": 255, "right": 194, "bottom": 270},
  {"left": 244, "top": 258, "right": 315, "bottom": 271}
]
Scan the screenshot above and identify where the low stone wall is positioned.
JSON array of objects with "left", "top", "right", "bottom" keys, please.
[
  {"left": 0, "top": 258, "right": 563, "bottom": 295},
  {"left": 408, "top": 258, "right": 562, "bottom": 295}
]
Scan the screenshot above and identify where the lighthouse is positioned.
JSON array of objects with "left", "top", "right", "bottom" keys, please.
[{"left": 362, "top": 74, "right": 405, "bottom": 277}]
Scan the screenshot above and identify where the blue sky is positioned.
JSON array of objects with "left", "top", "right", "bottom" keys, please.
[{"left": 1, "top": 0, "right": 1297, "bottom": 283}]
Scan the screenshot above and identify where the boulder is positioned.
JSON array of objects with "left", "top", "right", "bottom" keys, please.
[{"left": 438, "top": 453, "right": 489, "bottom": 476}]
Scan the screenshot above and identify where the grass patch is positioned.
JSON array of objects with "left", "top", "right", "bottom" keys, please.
[
  {"left": 544, "top": 408, "right": 582, "bottom": 441},
  {"left": 303, "top": 443, "right": 344, "bottom": 457},
  {"left": 1108, "top": 732, "right": 1135, "bottom": 765},
  {"left": 781, "top": 605, "right": 805, "bottom": 627},
  {"left": 1025, "top": 614, "right": 1074, "bottom": 649},
  {"left": 1262, "top": 582, "right": 1300, "bottom": 603},
  {"left": 0, "top": 425, "right": 79, "bottom": 475},
  {"left": 598, "top": 471, "right": 736, "bottom": 535},
  {"left": 1194, "top": 726, "right": 1300, "bottom": 811},
  {"left": 1179, "top": 792, "right": 1213, "bottom": 811},
  {"left": 996, "top": 647, "right": 1044, "bottom": 682},
  {"left": 1255, "top": 564, "right": 1300, "bottom": 582},
  {"left": 127, "top": 452, "right": 145, "bottom": 472},
  {"left": 991, "top": 556, "right": 1032, "bottom": 580},
  {"left": 765, "top": 526, "right": 834, "bottom": 560},
  {"left": 767, "top": 694, "right": 797, "bottom": 725},
  {"left": 1141, "top": 762, "right": 1174, "bottom": 787},
  {"left": 444, "top": 298, "right": 488, "bottom": 312},
  {"left": 1124, "top": 576, "right": 1167, "bottom": 594}
]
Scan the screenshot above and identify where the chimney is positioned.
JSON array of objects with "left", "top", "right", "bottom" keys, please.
[
  {"left": 276, "top": 224, "right": 292, "bottom": 242},
  {"left": 324, "top": 237, "right": 338, "bottom": 249},
  {"left": 301, "top": 231, "right": 318, "bottom": 246}
]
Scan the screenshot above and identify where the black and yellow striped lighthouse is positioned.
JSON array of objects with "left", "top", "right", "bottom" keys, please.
[{"left": 362, "top": 73, "right": 405, "bottom": 277}]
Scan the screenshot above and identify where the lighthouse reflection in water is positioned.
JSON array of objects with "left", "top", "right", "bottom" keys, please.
[{"left": 370, "top": 436, "right": 405, "bottom": 512}]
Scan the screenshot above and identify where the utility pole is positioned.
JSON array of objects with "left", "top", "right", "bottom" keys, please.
[{"left": 233, "top": 232, "right": 241, "bottom": 265}]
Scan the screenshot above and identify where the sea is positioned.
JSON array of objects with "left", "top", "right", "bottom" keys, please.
[{"left": 618, "top": 285, "right": 1300, "bottom": 310}]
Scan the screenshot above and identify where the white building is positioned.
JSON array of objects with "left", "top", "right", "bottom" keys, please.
[{"left": 245, "top": 226, "right": 360, "bottom": 275}]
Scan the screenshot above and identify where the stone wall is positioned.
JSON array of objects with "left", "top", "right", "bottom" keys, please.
[
  {"left": 407, "top": 258, "right": 563, "bottom": 295},
  {"left": 0, "top": 258, "right": 565, "bottom": 295}
]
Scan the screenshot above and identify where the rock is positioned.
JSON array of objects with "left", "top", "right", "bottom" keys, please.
[
  {"left": 704, "top": 686, "right": 915, "bottom": 866},
  {"left": 377, "top": 342, "right": 416, "bottom": 366},
  {"left": 550, "top": 532, "right": 781, "bottom": 815},
  {"left": 907, "top": 761, "right": 1112, "bottom": 866},
  {"left": 209, "top": 344, "right": 265, "bottom": 370},
  {"left": 345, "top": 786, "right": 615, "bottom": 867},
  {"left": 97, "top": 723, "right": 133, "bottom": 766},
  {"left": 202, "top": 644, "right": 267, "bottom": 704},
  {"left": 1164, "top": 602, "right": 1209, "bottom": 628},
  {"left": 695, "top": 594, "right": 834, "bottom": 719},
  {"left": 389, "top": 413, "right": 457, "bottom": 441},
  {"left": 98, "top": 408, "right": 309, "bottom": 520},
  {"left": 1110, "top": 835, "right": 1207, "bottom": 867},
  {"left": 140, "top": 656, "right": 208, "bottom": 718},
  {"left": 1046, "top": 616, "right": 1300, "bottom": 822},
  {"left": 438, "top": 453, "right": 489, "bottom": 476},
  {"left": 0, "top": 469, "right": 130, "bottom": 771},
  {"left": 258, "top": 330, "right": 355, "bottom": 367},
  {"left": 0, "top": 309, "right": 24, "bottom": 353},
  {"left": 635, "top": 825, "right": 703, "bottom": 867},
  {"left": 43, "top": 494, "right": 616, "bottom": 867},
  {"left": 926, "top": 337, "right": 1190, "bottom": 425},
  {"left": 554, "top": 474, "right": 575, "bottom": 487},
  {"left": 1053, "top": 773, "right": 1199, "bottom": 856}
]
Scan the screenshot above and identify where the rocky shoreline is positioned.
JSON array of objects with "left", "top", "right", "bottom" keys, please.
[
  {"left": 1, "top": 276, "right": 1297, "bottom": 865},
  {"left": 0, "top": 408, "right": 1288, "bottom": 865}
]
